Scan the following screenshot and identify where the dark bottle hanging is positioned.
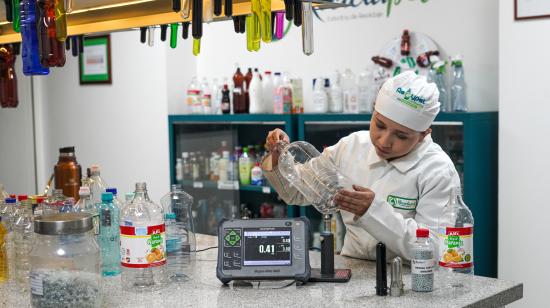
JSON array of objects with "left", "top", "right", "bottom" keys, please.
[
  {"left": 160, "top": 24, "right": 168, "bottom": 41},
  {"left": 238, "top": 15, "right": 246, "bottom": 33},
  {"left": 0, "top": 45, "right": 19, "bottom": 108},
  {"left": 21, "top": 0, "right": 49, "bottom": 74},
  {"left": 284, "top": 0, "right": 293, "bottom": 21},
  {"left": 65, "top": 38, "right": 70, "bottom": 50},
  {"left": 372, "top": 56, "right": 393, "bottom": 68},
  {"left": 244, "top": 68, "right": 252, "bottom": 113},
  {"left": 172, "top": 0, "right": 181, "bottom": 11},
  {"left": 232, "top": 16, "right": 240, "bottom": 33},
  {"left": 192, "top": 0, "right": 203, "bottom": 39},
  {"left": 140, "top": 27, "right": 147, "bottom": 44},
  {"left": 224, "top": 0, "right": 232, "bottom": 17},
  {"left": 181, "top": 22, "right": 190, "bottom": 39},
  {"left": 12, "top": 0, "right": 21, "bottom": 32},
  {"left": 170, "top": 23, "right": 178, "bottom": 48},
  {"left": 214, "top": 0, "right": 222, "bottom": 16},
  {"left": 78, "top": 35, "right": 84, "bottom": 54},
  {"left": 4, "top": 0, "right": 13, "bottom": 22},
  {"left": 400, "top": 29, "right": 410, "bottom": 56},
  {"left": 293, "top": 0, "right": 302, "bottom": 27},
  {"left": 71, "top": 36, "right": 78, "bottom": 57},
  {"left": 37, "top": 0, "right": 66, "bottom": 67}
]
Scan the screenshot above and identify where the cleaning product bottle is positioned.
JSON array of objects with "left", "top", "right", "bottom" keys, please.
[
  {"left": 451, "top": 55, "right": 467, "bottom": 112},
  {"left": 99, "top": 192, "right": 121, "bottom": 276},
  {"left": 311, "top": 78, "right": 328, "bottom": 113},
  {"left": 239, "top": 147, "right": 252, "bottom": 185},
  {"left": 120, "top": 183, "right": 168, "bottom": 291},
  {"left": 250, "top": 163, "right": 263, "bottom": 186},
  {"left": 437, "top": 187, "right": 474, "bottom": 288},
  {"left": 249, "top": 68, "right": 263, "bottom": 113}
]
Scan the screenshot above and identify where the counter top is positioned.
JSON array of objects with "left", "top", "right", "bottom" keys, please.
[{"left": 1, "top": 234, "right": 523, "bottom": 308}]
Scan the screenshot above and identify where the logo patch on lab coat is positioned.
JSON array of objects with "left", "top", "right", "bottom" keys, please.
[{"left": 387, "top": 195, "right": 418, "bottom": 211}]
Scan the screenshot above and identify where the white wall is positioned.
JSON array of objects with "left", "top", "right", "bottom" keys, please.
[
  {"left": 0, "top": 60, "right": 38, "bottom": 195},
  {"left": 499, "top": 2, "right": 548, "bottom": 307},
  {"left": 197, "top": 0, "right": 498, "bottom": 112},
  {"left": 35, "top": 31, "right": 171, "bottom": 202}
]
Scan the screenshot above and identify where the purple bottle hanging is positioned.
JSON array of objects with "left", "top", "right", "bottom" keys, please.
[{"left": 275, "top": 11, "right": 285, "bottom": 40}]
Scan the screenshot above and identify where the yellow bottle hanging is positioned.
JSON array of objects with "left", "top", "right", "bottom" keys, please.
[
  {"left": 259, "top": 0, "right": 271, "bottom": 43},
  {"left": 251, "top": 0, "right": 261, "bottom": 51},
  {"left": 0, "top": 222, "right": 8, "bottom": 282},
  {"left": 54, "top": 0, "right": 68, "bottom": 41},
  {"left": 246, "top": 15, "right": 253, "bottom": 52},
  {"left": 193, "top": 38, "right": 201, "bottom": 56}
]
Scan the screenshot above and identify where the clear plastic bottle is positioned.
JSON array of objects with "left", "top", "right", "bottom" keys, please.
[
  {"left": 74, "top": 186, "right": 99, "bottom": 236},
  {"left": 358, "top": 68, "right": 375, "bottom": 113},
  {"left": 106, "top": 188, "right": 123, "bottom": 209},
  {"left": 437, "top": 187, "right": 474, "bottom": 289},
  {"left": 239, "top": 147, "right": 252, "bottom": 185},
  {"left": 218, "top": 151, "right": 230, "bottom": 182},
  {"left": 187, "top": 77, "right": 202, "bottom": 114},
  {"left": 209, "top": 152, "right": 220, "bottom": 181},
  {"left": 311, "top": 78, "right": 328, "bottom": 113},
  {"left": 160, "top": 185, "right": 196, "bottom": 281},
  {"left": 2, "top": 198, "right": 16, "bottom": 280},
  {"left": 181, "top": 152, "right": 191, "bottom": 180},
  {"left": 200, "top": 77, "right": 212, "bottom": 114},
  {"left": 125, "top": 192, "right": 134, "bottom": 204},
  {"left": 451, "top": 55, "right": 467, "bottom": 112},
  {"left": 262, "top": 71, "right": 274, "bottom": 113},
  {"left": 433, "top": 61, "right": 448, "bottom": 112},
  {"left": 14, "top": 199, "right": 33, "bottom": 285},
  {"left": 190, "top": 152, "right": 200, "bottom": 181},
  {"left": 176, "top": 158, "right": 183, "bottom": 184},
  {"left": 249, "top": 69, "right": 263, "bottom": 114},
  {"left": 0, "top": 197, "right": 15, "bottom": 231},
  {"left": 88, "top": 165, "right": 108, "bottom": 205},
  {"left": 60, "top": 197, "right": 75, "bottom": 213},
  {"left": 342, "top": 68, "right": 358, "bottom": 114},
  {"left": 99, "top": 192, "right": 121, "bottom": 276},
  {"left": 411, "top": 228, "right": 435, "bottom": 292},
  {"left": 211, "top": 78, "right": 222, "bottom": 114},
  {"left": 120, "top": 183, "right": 167, "bottom": 291},
  {"left": 0, "top": 184, "right": 8, "bottom": 200},
  {"left": 329, "top": 72, "right": 343, "bottom": 113}
]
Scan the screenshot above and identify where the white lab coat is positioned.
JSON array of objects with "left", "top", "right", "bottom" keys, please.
[{"left": 263, "top": 131, "right": 460, "bottom": 261}]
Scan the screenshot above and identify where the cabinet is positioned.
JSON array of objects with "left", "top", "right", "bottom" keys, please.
[{"left": 168, "top": 112, "right": 498, "bottom": 278}]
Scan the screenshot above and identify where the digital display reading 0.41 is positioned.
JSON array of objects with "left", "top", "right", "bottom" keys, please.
[{"left": 243, "top": 228, "right": 292, "bottom": 266}]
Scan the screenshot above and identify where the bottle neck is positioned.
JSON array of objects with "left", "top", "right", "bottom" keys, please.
[{"left": 133, "top": 190, "right": 150, "bottom": 202}]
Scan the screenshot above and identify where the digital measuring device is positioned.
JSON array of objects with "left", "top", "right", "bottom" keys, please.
[{"left": 216, "top": 217, "right": 311, "bottom": 284}]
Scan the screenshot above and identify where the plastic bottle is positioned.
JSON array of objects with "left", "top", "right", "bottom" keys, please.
[
  {"left": 261, "top": 71, "right": 274, "bottom": 113},
  {"left": 411, "top": 228, "right": 435, "bottom": 292},
  {"left": 451, "top": 55, "right": 467, "bottom": 112},
  {"left": 209, "top": 152, "right": 220, "bottom": 181},
  {"left": 311, "top": 78, "right": 328, "bottom": 113},
  {"left": 0, "top": 216, "right": 7, "bottom": 282},
  {"left": 0, "top": 44, "right": 19, "bottom": 108},
  {"left": 74, "top": 186, "right": 100, "bottom": 236},
  {"left": 276, "top": 75, "right": 293, "bottom": 114},
  {"left": 190, "top": 153, "right": 200, "bottom": 181},
  {"left": 229, "top": 152, "right": 238, "bottom": 181},
  {"left": 175, "top": 158, "right": 183, "bottom": 184},
  {"left": 233, "top": 67, "right": 246, "bottom": 114},
  {"left": 106, "top": 188, "right": 123, "bottom": 209},
  {"left": 358, "top": 68, "right": 375, "bottom": 113},
  {"left": 211, "top": 78, "right": 222, "bottom": 114},
  {"left": 329, "top": 72, "right": 343, "bottom": 113},
  {"left": 14, "top": 199, "right": 33, "bottom": 285},
  {"left": 2, "top": 198, "right": 16, "bottom": 280},
  {"left": 0, "top": 197, "right": 14, "bottom": 231},
  {"left": 88, "top": 165, "right": 108, "bottom": 205},
  {"left": 99, "top": 192, "right": 121, "bottom": 276},
  {"left": 251, "top": 163, "right": 263, "bottom": 186},
  {"left": 187, "top": 77, "right": 202, "bottom": 114},
  {"left": 36, "top": 0, "right": 65, "bottom": 67},
  {"left": 433, "top": 60, "right": 448, "bottom": 112},
  {"left": 181, "top": 152, "right": 191, "bottom": 180},
  {"left": 249, "top": 69, "right": 263, "bottom": 114},
  {"left": 437, "top": 187, "right": 474, "bottom": 288},
  {"left": 239, "top": 147, "right": 252, "bottom": 185},
  {"left": 54, "top": 0, "right": 67, "bottom": 41},
  {"left": 218, "top": 151, "right": 230, "bottom": 182},
  {"left": 0, "top": 185, "right": 8, "bottom": 201},
  {"left": 120, "top": 183, "right": 167, "bottom": 291},
  {"left": 20, "top": 0, "right": 49, "bottom": 75},
  {"left": 244, "top": 68, "right": 253, "bottom": 112},
  {"left": 161, "top": 185, "right": 196, "bottom": 281},
  {"left": 60, "top": 197, "right": 75, "bottom": 213},
  {"left": 200, "top": 78, "right": 212, "bottom": 114},
  {"left": 342, "top": 69, "right": 358, "bottom": 114},
  {"left": 125, "top": 192, "right": 134, "bottom": 204},
  {"left": 221, "top": 84, "right": 231, "bottom": 114},
  {"left": 290, "top": 78, "right": 304, "bottom": 114}
]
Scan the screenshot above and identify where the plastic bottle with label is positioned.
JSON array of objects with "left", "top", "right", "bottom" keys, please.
[
  {"left": 120, "top": 183, "right": 167, "bottom": 291},
  {"left": 451, "top": 55, "right": 467, "bottom": 112},
  {"left": 291, "top": 78, "right": 304, "bottom": 114},
  {"left": 14, "top": 199, "right": 33, "bottom": 285},
  {"left": 411, "top": 228, "right": 435, "bottom": 292},
  {"left": 221, "top": 84, "right": 231, "bottom": 114},
  {"left": 200, "top": 77, "right": 212, "bottom": 114},
  {"left": 433, "top": 60, "right": 448, "bottom": 112},
  {"left": 239, "top": 147, "right": 252, "bottom": 185},
  {"left": 187, "top": 77, "right": 202, "bottom": 114},
  {"left": 88, "top": 165, "right": 108, "bottom": 205},
  {"left": 274, "top": 75, "right": 293, "bottom": 114},
  {"left": 218, "top": 151, "right": 230, "bottom": 182},
  {"left": 251, "top": 163, "right": 263, "bottom": 186},
  {"left": 99, "top": 192, "right": 121, "bottom": 276},
  {"left": 329, "top": 72, "right": 343, "bottom": 113},
  {"left": 74, "top": 186, "right": 99, "bottom": 236},
  {"left": 175, "top": 158, "right": 183, "bottom": 183},
  {"left": 342, "top": 69, "right": 358, "bottom": 114},
  {"left": 211, "top": 78, "right": 222, "bottom": 114},
  {"left": 311, "top": 78, "right": 328, "bottom": 113},
  {"left": 357, "top": 68, "right": 375, "bottom": 113},
  {"left": 248, "top": 69, "right": 263, "bottom": 114},
  {"left": 233, "top": 67, "right": 246, "bottom": 114},
  {"left": 181, "top": 152, "right": 191, "bottom": 180},
  {"left": 20, "top": 0, "right": 49, "bottom": 75},
  {"left": 437, "top": 187, "right": 474, "bottom": 289},
  {"left": 261, "top": 71, "right": 274, "bottom": 113},
  {"left": 209, "top": 152, "right": 220, "bottom": 181}
]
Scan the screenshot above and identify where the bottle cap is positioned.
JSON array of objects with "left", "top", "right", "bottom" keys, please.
[
  {"left": 18, "top": 195, "right": 28, "bottom": 201},
  {"left": 265, "top": 71, "right": 271, "bottom": 74},
  {"left": 79, "top": 186, "right": 90, "bottom": 196},
  {"left": 36, "top": 197, "right": 45, "bottom": 203},
  {"left": 5, "top": 198, "right": 16, "bottom": 204},
  {"left": 59, "top": 146, "right": 75, "bottom": 154},
  {"left": 416, "top": 228, "right": 429, "bottom": 238},
  {"left": 90, "top": 164, "right": 101, "bottom": 174},
  {"left": 102, "top": 192, "right": 113, "bottom": 202},
  {"left": 165, "top": 213, "right": 176, "bottom": 220},
  {"left": 106, "top": 188, "right": 118, "bottom": 196}
]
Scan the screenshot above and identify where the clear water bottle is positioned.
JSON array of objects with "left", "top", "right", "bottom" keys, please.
[
  {"left": 120, "top": 183, "right": 167, "bottom": 291},
  {"left": 451, "top": 55, "right": 467, "bottom": 112},
  {"left": 0, "top": 184, "right": 8, "bottom": 200},
  {"left": 433, "top": 61, "right": 448, "bottom": 112},
  {"left": 411, "top": 228, "right": 435, "bottom": 292},
  {"left": 106, "top": 188, "right": 123, "bottom": 209},
  {"left": 437, "top": 187, "right": 474, "bottom": 289},
  {"left": 74, "top": 186, "right": 99, "bottom": 236},
  {"left": 160, "top": 185, "right": 195, "bottom": 281},
  {"left": 14, "top": 199, "right": 33, "bottom": 285},
  {"left": 99, "top": 192, "right": 121, "bottom": 276},
  {"left": 2, "top": 198, "right": 16, "bottom": 280},
  {"left": 0, "top": 197, "right": 16, "bottom": 231},
  {"left": 88, "top": 165, "right": 108, "bottom": 205}
]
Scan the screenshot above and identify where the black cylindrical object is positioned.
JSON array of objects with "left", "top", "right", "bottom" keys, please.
[
  {"left": 320, "top": 231, "right": 334, "bottom": 275},
  {"left": 65, "top": 39, "right": 71, "bottom": 50},
  {"left": 284, "top": 0, "right": 293, "bottom": 21},
  {"left": 224, "top": 0, "right": 232, "bottom": 17},
  {"left": 181, "top": 22, "right": 190, "bottom": 39},
  {"left": 12, "top": 43, "right": 21, "bottom": 55},
  {"left": 78, "top": 36, "right": 84, "bottom": 54},
  {"left": 192, "top": 0, "right": 203, "bottom": 39},
  {"left": 160, "top": 24, "right": 168, "bottom": 41},
  {"left": 376, "top": 242, "right": 388, "bottom": 296},
  {"left": 140, "top": 27, "right": 147, "bottom": 43},
  {"left": 214, "top": 0, "right": 222, "bottom": 16},
  {"left": 238, "top": 15, "right": 246, "bottom": 33},
  {"left": 172, "top": 0, "right": 181, "bottom": 12},
  {"left": 232, "top": 16, "right": 240, "bottom": 33},
  {"left": 293, "top": 0, "right": 302, "bottom": 27},
  {"left": 71, "top": 36, "right": 78, "bottom": 57},
  {"left": 4, "top": 0, "right": 13, "bottom": 22}
]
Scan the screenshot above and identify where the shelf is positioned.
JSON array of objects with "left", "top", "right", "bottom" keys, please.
[
  {"left": 169, "top": 114, "right": 293, "bottom": 125},
  {"left": 178, "top": 180, "right": 275, "bottom": 194}
]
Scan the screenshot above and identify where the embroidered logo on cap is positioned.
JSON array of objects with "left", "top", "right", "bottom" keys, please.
[{"left": 396, "top": 87, "right": 427, "bottom": 110}]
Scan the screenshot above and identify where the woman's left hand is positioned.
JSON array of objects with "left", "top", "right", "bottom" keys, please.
[{"left": 334, "top": 185, "right": 375, "bottom": 217}]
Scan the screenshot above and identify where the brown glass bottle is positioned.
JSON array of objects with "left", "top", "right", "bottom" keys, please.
[
  {"left": 372, "top": 56, "right": 393, "bottom": 68},
  {"left": 244, "top": 68, "right": 253, "bottom": 113},
  {"left": 0, "top": 45, "right": 18, "bottom": 108},
  {"left": 37, "top": 0, "right": 66, "bottom": 67},
  {"left": 233, "top": 67, "right": 246, "bottom": 113},
  {"left": 54, "top": 146, "right": 82, "bottom": 200},
  {"left": 401, "top": 30, "right": 410, "bottom": 56}
]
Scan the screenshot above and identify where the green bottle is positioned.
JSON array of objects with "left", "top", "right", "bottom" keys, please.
[{"left": 12, "top": 0, "right": 20, "bottom": 33}]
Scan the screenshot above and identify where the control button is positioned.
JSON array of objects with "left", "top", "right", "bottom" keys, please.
[
  {"left": 223, "top": 260, "right": 231, "bottom": 268},
  {"left": 233, "top": 251, "right": 241, "bottom": 258},
  {"left": 294, "top": 244, "right": 303, "bottom": 251},
  {"left": 224, "top": 229, "right": 242, "bottom": 247},
  {"left": 223, "top": 252, "right": 231, "bottom": 258},
  {"left": 294, "top": 253, "right": 303, "bottom": 260},
  {"left": 233, "top": 260, "right": 241, "bottom": 267},
  {"left": 293, "top": 236, "right": 302, "bottom": 241},
  {"left": 285, "top": 221, "right": 292, "bottom": 226}
]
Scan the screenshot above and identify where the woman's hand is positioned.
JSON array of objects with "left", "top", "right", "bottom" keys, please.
[
  {"left": 265, "top": 128, "right": 290, "bottom": 167},
  {"left": 334, "top": 185, "right": 375, "bottom": 217}
]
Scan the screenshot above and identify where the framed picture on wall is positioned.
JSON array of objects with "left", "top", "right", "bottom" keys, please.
[
  {"left": 515, "top": 0, "right": 550, "bottom": 20},
  {"left": 79, "top": 35, "right": 112, "bottom": 84}
]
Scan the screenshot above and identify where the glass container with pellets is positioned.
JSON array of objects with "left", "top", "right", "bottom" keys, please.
[{"left": 216, "top": 217, "right": 311, "bottom": 284}]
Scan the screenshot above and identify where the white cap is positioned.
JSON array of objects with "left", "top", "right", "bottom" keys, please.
[
  {"left": 79, "top": 186, "right": 90, "bottom": 196},
  {"left": 374, "top": 71, "right": 440, "bottom": 132}
]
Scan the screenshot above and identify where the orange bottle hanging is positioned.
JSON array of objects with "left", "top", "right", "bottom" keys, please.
[
  {"left": 0, "top": 44, "right": 18, "bottom": 108},
  {"left": 36, "top": 0, "right": 66, "bottom": 67}
]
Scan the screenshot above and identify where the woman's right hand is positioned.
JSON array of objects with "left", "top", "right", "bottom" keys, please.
[{"left": 265, "top": 128, "right": 290, "bottom": 167}]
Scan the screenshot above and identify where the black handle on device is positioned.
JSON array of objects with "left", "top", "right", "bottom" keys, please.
[
  {"left": 65, "top": 39, "right": 71, "bottom": 50},
  {"left": 192, "top": 0, "right": 203, "bottom": 39},
  {"left": 224, "top": 0, "right": 232, "bottom": 17},
  {"left": 140, "top": 27, "right": 147, "bottom": 43},
  {"left": 160, "top": 24, "right": 168, "bottom": 41},
  {"left": 376, "top": 242, "right": 388, "bottom": 296}
]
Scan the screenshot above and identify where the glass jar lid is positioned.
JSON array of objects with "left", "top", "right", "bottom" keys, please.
[{"left": 34, "top": 212, "right": 94, "bottom": 235}]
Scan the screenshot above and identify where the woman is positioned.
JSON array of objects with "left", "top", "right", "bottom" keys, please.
[{"left": 262, "top": 71, "right": 460, "bottom": 260}]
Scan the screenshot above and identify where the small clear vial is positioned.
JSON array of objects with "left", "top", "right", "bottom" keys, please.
[{"left": 411, "top": 228, "right": 435, "bottom": 292}]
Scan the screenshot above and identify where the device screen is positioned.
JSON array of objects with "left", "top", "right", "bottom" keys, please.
[{"left": 243, "top": 228, "right": 292, "bottom": 266}]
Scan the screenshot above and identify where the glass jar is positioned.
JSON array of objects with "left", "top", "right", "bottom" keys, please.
[{"left": 30, "top": 212, "right": 102, "bottom": 308}]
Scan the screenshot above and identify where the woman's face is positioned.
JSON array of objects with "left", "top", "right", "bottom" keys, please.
[{"left": 369, "top": 111, "right": 430, "bottom": 160}]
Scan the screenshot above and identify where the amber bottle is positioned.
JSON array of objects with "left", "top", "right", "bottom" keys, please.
[
  {"left": 54, "top": 146, "right": 82, "bottom": 200},
  {"left": 233, "top": 67, "right": 246, "bottom": 113},
  {"left": 0, "top": 45, "right": 18, "bottom": 108},
  {"left": 37, "top": 0, "right": 66, "bottom": 67}
]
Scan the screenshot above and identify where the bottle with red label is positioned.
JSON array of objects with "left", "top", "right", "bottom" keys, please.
[
  {"left": 120, "top": 182, "right": 168, "bottom": 291},
  {"left": 437, "top": 186, "right": 474, "bottom": 288}
]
